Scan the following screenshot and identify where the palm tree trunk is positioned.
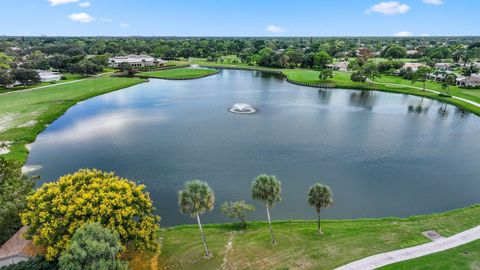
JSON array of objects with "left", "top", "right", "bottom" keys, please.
[
  {"left": 196, "top": 213, "right": 210, "bottom": 257},
  {"left": 317, "top": 211, "right": 322, "bottom": 235},
  {"left": 266, "top": 205, "right": 276, "bottom": 244}
]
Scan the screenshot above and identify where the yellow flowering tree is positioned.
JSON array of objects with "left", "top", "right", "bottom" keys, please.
[{"left": 21, "top": 169, "right": 160, "bottom": 261}]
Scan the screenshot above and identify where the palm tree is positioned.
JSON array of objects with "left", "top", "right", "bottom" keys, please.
[
  {"left": 178, "top": 180, "right": 215, "bottom": 257},
  {"left": 251, "top": 174, "right": 281, "bottom": 244},
  {"left": 307, "top": 183, "right": 334, "bottom": 235}
]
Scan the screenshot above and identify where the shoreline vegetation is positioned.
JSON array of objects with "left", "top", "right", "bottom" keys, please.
[
  {"left": 146, "top": 204, "right": 480, "bottom": 270},
  {"left": 193, "top": 61, "right": 480, "bottom": 116},
  {"left": 137, "top": 67, "right": 219, "bottom": 80},
  {"left": 0, "top": 77, "right": 146, "bottom": 163}
]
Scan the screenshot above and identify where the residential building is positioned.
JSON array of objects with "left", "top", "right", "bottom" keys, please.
[
  {"left": 402, "top": 63, "right": 425, "bottom": 72},
  {"left": 326, "top": 61, "right": 349, "bottom": 72},
  {"left": 108, "top": 54, "right": 165, "bottom": 68},
  {"left": 0, "top": 227, "right": 41, "bottom": 267},
  {"left": 435, "top": 63, "right": 451, "bottom": 71},
  {"left": 37, "top": 70, "right": 62, "bottom": 83},
  {"left": 456, "top": 74, "right": 480, "bottom": 87}
]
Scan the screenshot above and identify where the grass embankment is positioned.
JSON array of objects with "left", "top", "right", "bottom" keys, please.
[
  {"left": 129, "top": 205, "right": 480, "bottom": 270},
  {"left": 282, "top": 69, "right": 480, "bottom": 116},
  {"left": 137, "top": 67, "right": 219, "bottom": 80},
  {"left": 0, "top": 77, "right": 146, "bottom": 163},
  {"left": 0, "top": 73, "right": 83, "bottom": 94},
  {"left": 380, "top": 239, "right": 480, "bottom": 270}
]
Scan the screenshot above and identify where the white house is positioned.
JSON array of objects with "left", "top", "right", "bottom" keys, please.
[
  {"left": 37, "top": 70, "right": 62, "bottom": 83},
  {"left": 435, "top": 63, "right": 451, "bottom": 71},
  {"left": 326, "top": 61, "right": 349, "bottom": 71},
  {"left": 402, "top": 63, "right": 425, "bottom": 72},
  {"left": 406, "top": 50, "right": 418, "bottom": 56},
  {"left": 456, "top": 74, "right": 480, "bottom": 87},
  {"left": 108, "top": 55, "right": 165, "bottom": 68}
]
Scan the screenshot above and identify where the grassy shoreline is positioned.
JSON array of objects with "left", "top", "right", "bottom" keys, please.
[
  {"left": 137, "top": 67, "right": 219, "bottom": 80},
  {"left": 193, "top": 61, "right": 480, "bottom": 116},
  {"left": 128, "top": 204, "right": 480, "bottom": 270},
  {"left": 0, "top": 77, "right": 146, "bottom": 163}
]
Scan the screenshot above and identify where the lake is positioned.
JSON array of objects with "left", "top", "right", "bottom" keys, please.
[{"left": 26, "top": 69, "right": 480, "bottom": 226}]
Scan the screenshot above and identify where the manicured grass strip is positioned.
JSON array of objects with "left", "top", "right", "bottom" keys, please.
[
  {"left": 137, "top": 67, "right": 219, "bottom": 80},
  {"left": 141, "top": 205, "right": 480, "bottom": 270},
  {"left": 0, "top": 77, "right": 146, "bottom": 163},
  {"left": 282, "top": 69, "right": 480, "bottom": 116},
  {"left": 379, "top": 239, "right": 480, "bottom": 270}
]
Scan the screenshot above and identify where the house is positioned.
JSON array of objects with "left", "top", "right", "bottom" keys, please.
[
  {"left": 406, "top": 50, "right": 418, "bottom": 56},
  {"left": 37, "top": 70, "right": 62, "bottom": 83},
  {"left": 0, "top": 227, "right": 42, "bottom": 267},
  {"left": 456, "top": 74, "right": 480, "bottom": 87},
  {"left": 326, "top": 61, "right": 349, "bottom": 72},
  {"left": 402, "top": 63, "right": 425, "bottom": 72},
  {"left": 435, "top": 63, "right": 451, "bottom": 71},
  {"left": 108, "top": 54, "right": 165, "bottom": 68}
]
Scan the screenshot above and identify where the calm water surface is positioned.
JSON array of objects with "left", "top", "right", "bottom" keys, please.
[{"left": 26, "top": 70, "right": 480, "bottom": 226}]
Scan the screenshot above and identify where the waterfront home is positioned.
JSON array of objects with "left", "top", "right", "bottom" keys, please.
[
  {"left": 456, "top": 74, "right": 480, "bottom": 87},
  {"left": 402, "top": 62, "right": 425, "bottom": 72},
  {"left": 435, "top": 63, "right": 452, "bottom": 71},
  {"left": 37, "top": 70, "right": 62, "bottom": 83},
  {"left": 327, "top": 61, "right": 349, "bottom": 71},
  {"left": 109, "top": 54, "right": 165, "bottom": 68},
  {"left": 0, "top": 227, "right": 40, "bottom": 267}
]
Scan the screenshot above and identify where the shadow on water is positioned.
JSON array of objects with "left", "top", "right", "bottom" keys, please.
[
  {"left": 408, "top": 97, "right": 430, "bottom": 115},
  {"left": 317, "top": 89, "right": 332, "bottom": 104},
  {"left": 349, "top": 90, "right": 377, "bottom": 110}
]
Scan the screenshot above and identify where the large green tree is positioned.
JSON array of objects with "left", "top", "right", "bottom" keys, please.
[
  {"left": 251, "top": 174, "right": 281, "bottom": 244},
  {"left": 307, "top": 183, "right": 334, "bottom": 235},
  {"left": 21, "top": 169, "right": 160, "bottom": 260},
  {"left": 0, "top": 158, "right": 36, "bottom": 245},
  {"left": 314, "top": 51, "right": 333, "bottom": 69},
  {"left": 178, "top": 180, "right": 215, "bottom": 257},
  {"left": 58, "top": 223, "right": 128, "bottom": 270}
]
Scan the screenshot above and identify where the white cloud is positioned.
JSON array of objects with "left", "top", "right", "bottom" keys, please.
[
  {"left": 100, "top": 18, "right": 112, "bottom": 23},
  {"left": 394, "top": 31, "right": 413, "bottom": 37},
  {"left": 366, "top": 1, "right": 411, "bottom": 15},
  {"left": 79, "top": 1, "right": 90, "bottom": 7},
  {"left": 421, "top": 33, "right": 431, "bottom": 37},
  {"left": 68, "top": 12, "right": 95, "bottom": 23},
  {"left": 266, "top": 25, "right": 285, "bottom": 33},
  {"left": 48, "top": 0, "right": 79, "bottom": 6},
  {"left": 423, "top": 0, "right": 444, "bottom": 5},
  {"left": 120, "top": 23, "right": 130, "bottom": 29}
]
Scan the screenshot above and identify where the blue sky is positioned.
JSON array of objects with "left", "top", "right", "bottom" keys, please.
[{"left": 0, "top": 0, "right": 478, "bottom": 36}]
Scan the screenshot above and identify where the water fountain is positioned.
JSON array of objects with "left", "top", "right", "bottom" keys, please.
[{"left": 229, "top": 103, "right": 256, "bottom": 114}]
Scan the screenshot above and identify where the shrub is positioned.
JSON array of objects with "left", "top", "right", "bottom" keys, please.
[{"left": 21, "top": 169, "right": 159, "bottom": 260}]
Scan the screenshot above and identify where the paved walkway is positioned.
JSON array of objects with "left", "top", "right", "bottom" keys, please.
[
  {"left": 376, "top": 81, "right": 480, "bottom": 108},
  {"left": 335, "top": 225, "right": 480, "bottom": 270}
]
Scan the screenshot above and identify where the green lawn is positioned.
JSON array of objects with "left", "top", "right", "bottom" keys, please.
[
  {"left": 137, "top": 67, "right": 218, "bottom": 79},
  {"left": 0, "top": 73, "right": 84, "bottom": 94},
  {"left": 380, "top": 240, "right": 480, "bottom": 270},
  {"left": 128, "top": 205, "right": 480, "bottom": 270},
  {"left": 0, "top": 77, "right": 146, "bottom": 163},
  {"left": 281, "top": 69, "right": 480, "bottom": 116}
]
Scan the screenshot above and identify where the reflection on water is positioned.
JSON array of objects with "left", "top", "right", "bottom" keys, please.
[
  {"left": 26, "top": 69, "right": 480, "bottom": 226},
  {"left": 349, "top": 91, "right": 377, "bottom": 110}
]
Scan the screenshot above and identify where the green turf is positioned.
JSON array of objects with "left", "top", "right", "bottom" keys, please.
[
  {"left": 144, "top": 205, "right": 480, "bottom": 270},
  {"left": 137, "top": 67, "right": 218, "bottom": 79},
  {"left": 380, "top": 239, "right": 480, "bottom": 270},
  {"left": 0, "top": 77, "right": 146, "bottom": 163}
]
